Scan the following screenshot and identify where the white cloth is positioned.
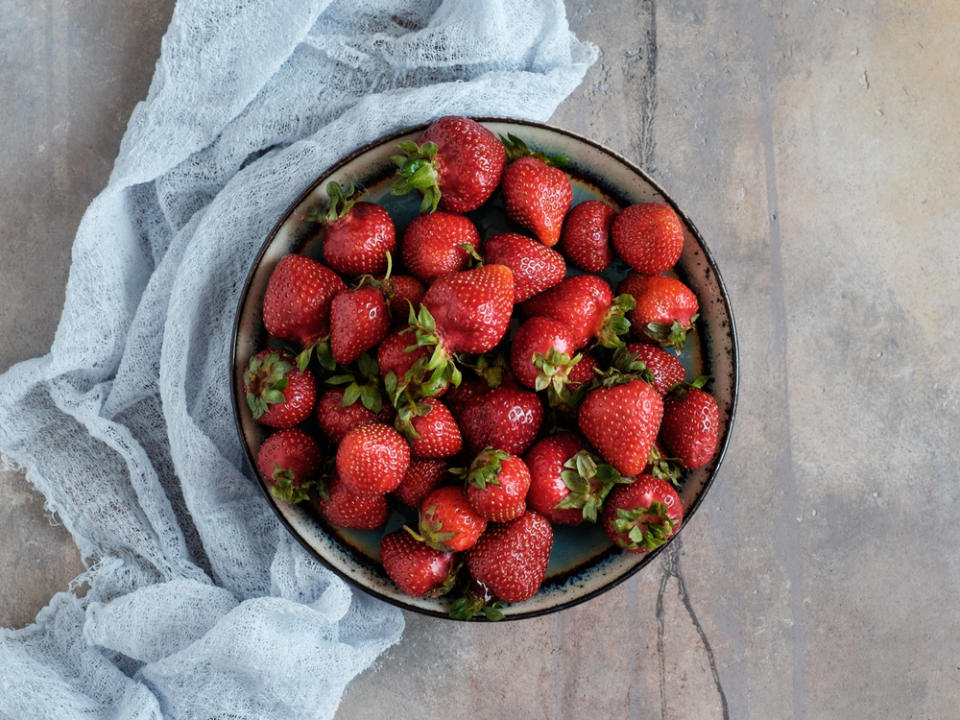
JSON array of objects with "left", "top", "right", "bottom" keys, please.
[{"left": 0, "top": 1, "right": 595, "bottom": 717}]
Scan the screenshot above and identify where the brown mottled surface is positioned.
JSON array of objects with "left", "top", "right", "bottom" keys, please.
[{"left": 2, "top": 1, "right": 959, "bottom": 718}]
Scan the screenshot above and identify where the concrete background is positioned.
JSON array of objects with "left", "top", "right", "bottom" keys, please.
[{"left": 1, "top": 1, "right": 958, "bottom": 718}]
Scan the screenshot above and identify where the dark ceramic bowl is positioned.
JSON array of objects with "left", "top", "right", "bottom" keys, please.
[{"left": 231, "top": 118, "right": 738, "bottom": 620}]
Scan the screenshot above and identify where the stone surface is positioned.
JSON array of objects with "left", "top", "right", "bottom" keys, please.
[{"left": 2, "top": 1, "right": 959, "bottom": 718}]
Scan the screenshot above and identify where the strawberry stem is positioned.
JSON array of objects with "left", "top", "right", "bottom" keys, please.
[{"left": 390, "top": 140, "right": 441, "bottom": 213}]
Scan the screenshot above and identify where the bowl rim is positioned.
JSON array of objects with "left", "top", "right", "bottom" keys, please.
[{"left": 230, "top": 116, "right": 740, "bottom": 621}]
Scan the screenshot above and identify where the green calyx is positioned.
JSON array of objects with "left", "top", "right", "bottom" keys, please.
[
  {"left": 325, "top": 352, "right": 384, "bottom": 413},
  {"left": 449, "top": 592, "right": 504, "bottom": 622},
  {"left": 532, "top": 347, "right": 582, "bottom": 402},
  {"left": 390, "top": 140, "right": 442, "bottom": 213},
  {"left": 464, "top": 448, "right": 512, "bottom": 491},
  {"left": 667, "top": 374, "right": 710, "bottom": 401},
  {"left": 458, "top": 352, "right": 506, "bottom": 389},
  {"left": 499, "top": 133, "right": 570, "bottom": 168},
  {"left": 646, "top": 446, "right": 684, "bottom": 487},
  {"left": 394, "top": 396, "right": 433, "bottom": 441},
  {"left": 587, "top": 347, "right": 654, "bottom": 391},
  {"left": 303, "top": 181, "right": 356, "bottom": 224},
  {"left": 404, "top": 511, "right": 457, "bottom": 553},
  {"left": 553, "top": 450, "right": 630, "bottom": 523},
  {"left": 244, "top": 352, "right": 292, "bottom": 419},
  {"left": 269, "top": 464, "right": 313, "bottom": 505},
  {"left": 644, "top": 313, "right": 699, "bottom": 352},
  {"left": 296, "top": 338, "right": 334, "bottom": 372},
  {"left": 612, "top": 500, "right": 679, "bottom": 552},
  {"left": 405, "top": 304, "right": 462, "bottom": 389},
  {"left": 596, "top": 293, "right": 637, "bottom": 349}
]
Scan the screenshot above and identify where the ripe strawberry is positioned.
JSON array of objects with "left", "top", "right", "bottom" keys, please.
[
  {"left": 395, "top": 397, "right": 462, "bottom": 459},
  {"left": 376, "top": 329, "right": 429, "bottom": 384},
  {"left": 400, "top": 211, "right": 481, "bottom": 284},
  {"left": 659, "top": 380, "right": 720, "bottom": 469},
  {"left": 618, "top": 271, "right": 699, "bottom": 351},
  {"left": 520, "top": 274, "right": 634, "bottom": 349},
  {"left": 261, "top": 255, "right": 345, "bottom": 358},
  {"left": 602, "top": 475, "right": 682, "bottom": 553},
  {"left": 482, "top": 233, "right": 565, "bottom": 302},
  {"left": 463, "top": 448, "right": 531, "bottom": 522},
  {"left": 256, "top": 428, "right": 322, "bottom": 504},
  {"left": 460, "top": 385, "right": 544, "bottom": 456},
  {"left": 315, "top": 388, "right": 393, "bottom": 443},
  {"left": 391, "top": 116, "right": 505, "bottom": 213},
  {"left": 409, "top": 486, "right": 487, "bottom": 552},
  {"left": 380, "top": 274, "right": 425, "bottom": 327},
  {"left": 558, "top": 200, "right": 616, "bottom": 272},
  {"left": 380, "top": 531, "right": 456, "bottom": 598},
  {"left": 336, "top": 423, "right": 410, "bottom": 495},
  {"left": 509, "top": 317, "right": 580, "bottom": 395},
  {"left": 329, "top": 287, "right": 390, "bottom": 366},
  {"left": 611, "top": 203, "right": 684, "bottom": 275},
  {"left": 566, "top": 349, "right": 601, "bottom": 390},
  {"left": 243, "top": 350, "right": 316, "bottom": 429},
  {"left": 391, "top": 458, "right": 448, "bottom": 508},
  {"left": 314, "top": 473, "right": 389, "bottom": 530},
  {"left": 466, "top": 510, "right": 553, "bottom": 603},
  {"left": 578, "top": 379, "right": 664, "bottom": 477},
  {"left": 313, "top": 182, "right": 396, "bottom": 276},
  {"left": 444, "top": 374, "right": 492, "bottom": 417},
  {"left": 500, "top": 135, "right": 573, "bottom": 247},
  {"left": 624, "top": 342, "right": 686, "bottom": 396}
]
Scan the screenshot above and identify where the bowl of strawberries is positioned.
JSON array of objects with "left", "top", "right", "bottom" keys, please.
[{"left": 232, "top": 116, "right": 738, "bottom": 620}]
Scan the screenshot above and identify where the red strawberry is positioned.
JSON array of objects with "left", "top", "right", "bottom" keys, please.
[
  {"left": 618, "top": 271, "right": 699, "bottom": 351},
  {"left": 611, "top": 203, "right": 684, "bottom": 275},
  {"left": 410, "top": 486, "right": 487, "bottom": 552},
  {"left": 578, "top": 379, "right": 664, "bottom": 477},
  {"left": 376, "top": 329, "right": 428, "bottom": 384},
  {"left": 329, "top": 287, "right": 390, "bottom": 366},
  {"left": 335, "top": 423, "right": 410, "bottom": 495},
  {"left": 567, "top": 349, "right": 601, "bottom": 389},
  {"left": 256, "top": 428, "right": 323, "bottom": 504},
  {"left": 463, "top": 448, "right": 531, "bottom": 522},
  {"left": 380, "top": 531, "right": 456, "bottom": 598},
  {"left": 243, "top": 350, "right": 316, "bottom": 428},
  {"left": 444, "top": 374, "right": 492, "bottom": 417},
  {"left": 400, "top": 211, "right": 481, "bottom": 284},
  {"left": 509, "top": 317, "right": 580, "bottom": 395},
  {"left": 261, "top": 255, "right": 345, "bottom": 355},
  {"left": 315, "top": 182, "right": 396, "bottom": 276},
  {"left": 482, "top": 233, "right": 565, "bottom": 302},
  {"left": 391, "top": 458, "right": 448, "bottom": 508},
  {"left": 502, "top": 157, "right": 572, "bottom": 247},
  {"left": 466, "top": 510, "right": 553, "bottom": 603},
  {"left": 460, "top": 385, "right": 544, "bottom": 456},
  {"left": 520, "top": 274, "right": 633, "bottom": 349},
  {"left": 659, "top": 381, "right": 720, "bottom": 469},
  {"left": 395, "top": 397, "right": 462, "bottom": 459},
  {"left": 380, "top": 274, "right": 425, "bottom": 327},
  {"left": 602, "top": 475, "right": 682, "bottom": 553},
  {"left": 558, "top": 200, "right": 616, "bottom": 272},
  {"left": 315, "top": 388, "right": 393, "bottom": 443},
  {"left": 625, "top": 342, "right": 686, "bottom": 396},
  {"left": 314, "top": 474, "right": 389, "bottom": 530},
  {"left": 391, "top": 116, "right": 506, "bottom": 213}
]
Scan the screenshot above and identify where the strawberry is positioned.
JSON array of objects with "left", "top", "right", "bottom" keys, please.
[
  {"left": 618, "top": 271, "right": 699, "bottom": 351},
  {"left": 520, "top": 274, "right": 634, "bottom": 349},
  {"left": 578, "top": 379, "right": 664, "bottom": 477},
  {"left": 462, "top": 448, "right": 531, "bottom": 522},
  {"left": 314, "top": 473, "right": 389, "bottom": 530},
  {"left": 459, "top": 385, "right": 544, "bottom": 456},
  {"left": 400, "top": 211, "right": 481, "bottom": 284},
  {"left": 566, "top": 349, "right": 601, "bottom": 390},
  {"left": 315, "top": 388, "right": 393, "bottom": 443},
  {"left": 500, "top": 135, "right": 572, "bottom": 246},
  {"left": 482, "top": 233, "right": 565, "bottom": 302},
  {"left": 391, "top": 457, "right": 448, "bottom": 508},
  {"left": 380, "top": 274, "right": 425, "bottom": 327},
  {"left": 624, "top": 342, "right": 686, "bottom": 396},
  {"left": 659, "top": 379, "right": 720, "bottom": 469},
  {"left": 335, "top": 423, "right": 410, "bottom": 495},
  {"left": 243, "top": 350, "right": 316, "bottom": 429},
  {"left": 611, "top": 203, "right": 684, "bottom": 275},
  {"left": 466, "top": 510, "right": 553, "bottom": 603},
  {"left": 391, "top": 116, "right": 505, "bottom": 213},
  {"left": 409, "top": 486, "right": 487, "bottom": 552},
  {"left": 444, "top": 374, "right": 492, "bottom": 418},
  {"left": 261, "top": 255, "right": 345, "bottom": 362},
  {"left": 601, "top": 475, "right": 682, "bottom": 553},
  {"left": 558, "top": 200, "right": 616, "bottom": 273},
  {"left": 395, "top": 397, "right": 462, "bottom": 459},
  {"left": 376, "top": 329, "right": 428, "bottom": 384},
  {"left": 256, "top": 428, "right": 323, "bottom": 504},
  {"left": 311, "top": 182, "right": 396, "bottom": 276},
  {"left": 380, "top": 531, "right": 456, "bottom": 598},
  {"left": 329, "top": 287, "right": 390, "bottom": 366},
  {"left": 509, "top": 317, "right": 580, "bottom": 395}
]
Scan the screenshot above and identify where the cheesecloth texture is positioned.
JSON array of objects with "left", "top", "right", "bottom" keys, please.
[{"left": 0, "top": 1, "right": 596, "bottom": 718}]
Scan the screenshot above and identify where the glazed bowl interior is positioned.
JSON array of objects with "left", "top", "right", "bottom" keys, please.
[{"left": 232, "top": 118, "right": 738, "bottom": 620}]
